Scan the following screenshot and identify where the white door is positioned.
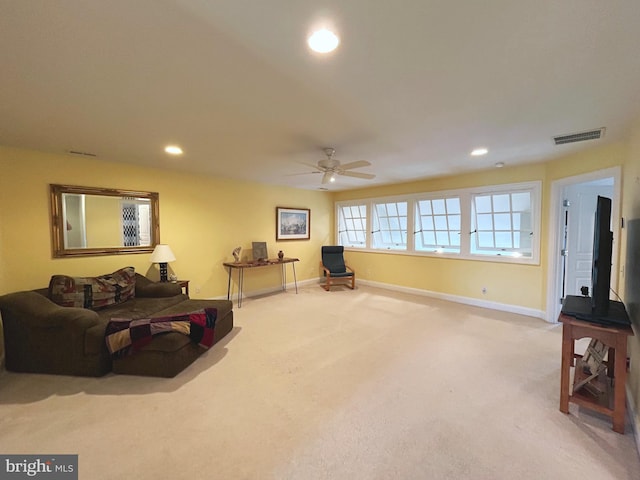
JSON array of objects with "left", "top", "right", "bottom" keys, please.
[
  {"left": 562, "top": 180, "right": 614, "bottom": 301},
  {"left": 547, "top": 167, "right": 620, "bottom": 323}
]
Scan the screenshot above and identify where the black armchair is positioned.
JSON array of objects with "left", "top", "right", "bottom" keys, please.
[{"left": 321, "top": 246, "right": 355, "bottom": 291}]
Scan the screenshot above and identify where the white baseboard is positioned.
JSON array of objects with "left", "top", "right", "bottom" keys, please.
[
  {"left": 356, "top": 278, "right": 546, "bottom": 320},
  {"left": 231, "top": 277, "right": 546, "bottom": 319}
]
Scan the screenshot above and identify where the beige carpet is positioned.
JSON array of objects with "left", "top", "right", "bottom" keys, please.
[{"left": 1, "top": 285, "right": 639, "bottom": 479}]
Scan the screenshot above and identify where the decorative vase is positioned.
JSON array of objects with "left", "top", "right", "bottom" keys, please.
[{"left": 278, "top": 250, "right": 284, "bottom": 261}]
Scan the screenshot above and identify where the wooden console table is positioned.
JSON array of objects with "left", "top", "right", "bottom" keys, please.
[
  {"left": 559, "top": 313, "right": 634, "bottom": 434},
  {"left": 223, "top": 258, "right": 299, "bottom": 308}
]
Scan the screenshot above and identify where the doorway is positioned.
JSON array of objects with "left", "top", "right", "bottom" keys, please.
[{"left": 546, "top": 167, "right": 621, "bottom": 322}]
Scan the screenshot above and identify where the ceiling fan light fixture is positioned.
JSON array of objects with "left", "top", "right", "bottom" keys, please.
[
  {"left": 308, "top": 28, "right": 339, "bottom": 53},
  {"left": 301, "top": 147, "right": 375, "bottom": 186}
]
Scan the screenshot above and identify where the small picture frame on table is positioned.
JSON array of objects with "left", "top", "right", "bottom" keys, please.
[
  {"left": 276, "top": 207, "right": 310, "bottom": 240},
  {"left": 252, "top": 242, "right": 268, "bottom": 261}
]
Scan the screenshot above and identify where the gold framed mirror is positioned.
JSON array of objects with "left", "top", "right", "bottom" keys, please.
[{"left": 50, "top": 184, "right": 160, "bottom": 258}]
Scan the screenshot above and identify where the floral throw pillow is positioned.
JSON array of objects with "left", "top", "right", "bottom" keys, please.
[{"left": 49, "top": 266, "right": 136, "bottom": 310}]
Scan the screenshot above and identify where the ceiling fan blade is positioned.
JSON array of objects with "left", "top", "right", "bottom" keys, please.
[
  {"left": 285, "top": 161, "right": 326, "bottom": 176},
  {"left": 338, "top": 160, "right": 371, "bottom": 170},
  {"left": 299, "top": 162, "right": 324, "bottom": 172},
  {"left": 284, "top": 171, "right": 321, "bottom": 177},
  {"left": 339, "top": 171, "right": 376, "bottom": 180}
]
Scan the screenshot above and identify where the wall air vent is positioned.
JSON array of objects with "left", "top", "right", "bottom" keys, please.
[
  {"left": 67, "top": 150, "right": 97, "bottom": 157},
  {"left": 553, "top": 128, "right": 605, "bottom": 145}
]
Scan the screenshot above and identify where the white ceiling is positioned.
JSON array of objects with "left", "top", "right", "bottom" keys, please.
[{"left": 2, "top": 1, "right": 640, "bottom": 191}]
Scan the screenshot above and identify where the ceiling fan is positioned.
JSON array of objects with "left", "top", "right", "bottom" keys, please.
[{"left": 300, "top": 148, "right": 376, "bottom": 184}]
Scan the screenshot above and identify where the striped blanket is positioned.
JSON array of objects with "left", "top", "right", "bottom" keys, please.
[{"left": 105, "top": 308, "right": 217, "bottom": 358}]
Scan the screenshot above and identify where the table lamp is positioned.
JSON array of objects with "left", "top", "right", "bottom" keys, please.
[{"left": 150, "top": 244, "right": 176, "bottom": 282}]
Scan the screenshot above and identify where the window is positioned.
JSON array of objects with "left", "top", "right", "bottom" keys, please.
[
  {"left": 470, "top": 189, "right": 533, "bottom": 258},
  {"left": 414, "top": 196, "right": 461, "bottom": 253},
  {"left": 121, "top": 198, "right": 152, "bottom": 247},
  {"left": 337, "top": 203, "right": 367, "bottom": 248},
  {"left": 335, "top": 181, "right": 540, "bottom": 264},
  {"left": 372, "top": 201, "right": 407, "bottom": 250}
]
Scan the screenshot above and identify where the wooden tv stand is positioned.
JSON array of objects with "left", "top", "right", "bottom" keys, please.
[{"left": 558, "top": 313, "right": 634, "bottom": 434}]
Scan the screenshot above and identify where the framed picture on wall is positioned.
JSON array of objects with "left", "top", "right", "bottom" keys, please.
[{"left": 276, "top": 207, "right": 310, "bottom": 240}]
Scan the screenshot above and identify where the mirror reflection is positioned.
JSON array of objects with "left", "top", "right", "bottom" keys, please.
[
  {"left": 63, "top": 193, "right": 152, "bottom": 248},
  {"left": 50, "top": 184, "right": 160, "bottom": 257}
]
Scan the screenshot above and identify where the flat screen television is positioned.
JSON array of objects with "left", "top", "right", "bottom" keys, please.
[
  {"left": 591, "top": 195, "right": 613, "bottom": 316},
  {"left": 561, "top": 195, "right": 630, "bottom": 326}
]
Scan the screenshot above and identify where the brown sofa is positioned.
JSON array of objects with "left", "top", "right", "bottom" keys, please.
[{"left": 0, "top": 273, "right": 233, "bottom": 377}]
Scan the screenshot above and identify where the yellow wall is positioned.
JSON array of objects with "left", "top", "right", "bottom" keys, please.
[
  {"left": 621, "top": 115, "right": 640, "bottom": 433},
  {"left": 1, "top": 143, "right": 624, "bottom": 308},
  {"left": 84, "top": 195, "right": 122, "bottom": 247},
  {"left": 334, "top": 143, "right": 626, "bottom": 312},
  {"left": 0, "top": 146, "right": 332, "bottom": 296}
]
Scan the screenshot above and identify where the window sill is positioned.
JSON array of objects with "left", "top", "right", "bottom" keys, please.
[{"left": 343, "top": 247, "right": 540, "bottom": 265}]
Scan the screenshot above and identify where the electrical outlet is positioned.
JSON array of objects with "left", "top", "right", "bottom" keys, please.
[
  {"left": 482, "top": 287, "right": 487, "bottom": 295},
  {"left": 195, "top": 286, "right": 201, "bottom": 294}
]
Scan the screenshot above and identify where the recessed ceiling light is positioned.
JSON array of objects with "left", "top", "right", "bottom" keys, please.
[
  {"left": 164, "top": 145, "right": 183, "bottom": 155},
  {"left": 308, "top": 28, "right": 340, "bottom": 53},
  {"left": 495, "top": 162, "right": 505, "bottom": 168},
  {"left": 471, "top": 148, "right": 488, "bottom": 156}
]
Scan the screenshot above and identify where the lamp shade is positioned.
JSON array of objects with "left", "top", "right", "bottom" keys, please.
[{"left": 150, "top": 244, "right": 176, "bottom": 263}]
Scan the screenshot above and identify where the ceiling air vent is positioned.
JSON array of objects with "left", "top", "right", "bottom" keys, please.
[
  {"left": 67, "top": 149, "right": 97, "bottom": 157},
  {"left": 553, "top": 128, "right": 605, "bottom": 145}
]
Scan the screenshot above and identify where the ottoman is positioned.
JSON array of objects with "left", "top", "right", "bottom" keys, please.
[{"left": 112, "top": 299, "right": 234, "bottom": 377}]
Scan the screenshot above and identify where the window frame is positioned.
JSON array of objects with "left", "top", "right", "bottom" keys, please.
[
  {"left": 469, "top": 187, "right": 535, "bottom": 258},
  {"left": 468, "top": 180, "right": 542, "bottom": 265},
  {"left": 335, "top": 181, "right": 541, "bottom": 265},
  {"left": 371, "top": 199, "right": 409, "bottom": 251},
  {"left": 413, "top": 195, "right": 462, "bottom": 254},
  {"left": 336, "top": 201, "right": 369, "bottom": 248}
]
